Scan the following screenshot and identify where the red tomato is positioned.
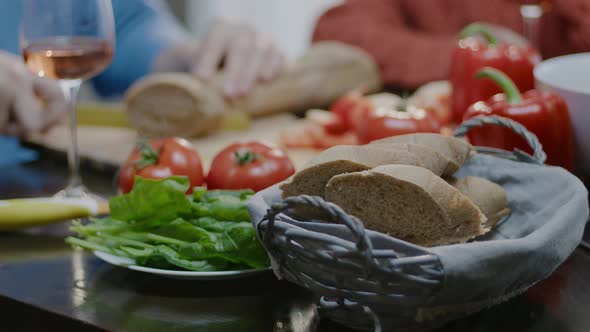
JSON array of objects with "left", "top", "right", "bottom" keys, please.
[
  {"left": 356, "top": 105, "right": 441, "bottom": 144},
  {"left": 306, "top": 122, "right": 359, "bottom": 149},
  {"left": 327, "top": 91, "right": 374, "bottom": 133},
  {"left": 280, "top": 121, "right": 358, "bottom": 150},
  {"left": 329, "top": 91, "right": 361, "bottom": 129},
  {"left": 323, "top": 116, "right": 350, "bottom": 135},
  {"left": 118, "top": 138, "right": 204, "bottom": 193},
  {"left": 281, "top": 110, "right": 359, "bottom": 150},
  {"left": 428, "top": 94, "right": 452, "bottom": 125},
  {"left": 207, "top": 141, "right": 295, "bottom": 192},
  {"left": 412, "top": 94, "right": 452, "bottom": 126},
  {"left": 280, "top": 125, "right": 316, "bottom": 149},
  {"left": 410, "top": 81, "right": 453, "bottom": 126}
]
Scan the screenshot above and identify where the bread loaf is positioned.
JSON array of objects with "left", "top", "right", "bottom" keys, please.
[
  {"left": 280, "top": 144, "right": 451, "bottom": 199},
  {"left": 450, "top": 176, "right": 510, "bottom": 229},
  {"left": 370, "top": 133, "right": 474, "bottom": 175},
  {"left": 230, "top": 42, "right": 381, "bottom": 117},
  {"left": 324, "top": 165, "right": 487, "bottom": 247},
  {"left": 125, "top": 74, "right": 225, "bottom": 138},
  {"left": 125, "top": 42, "right": 381, "bottom": 138}
]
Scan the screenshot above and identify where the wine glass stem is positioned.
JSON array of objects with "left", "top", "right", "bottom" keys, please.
[
  {"left": 521, "top": 4, "right": 543, "bottom": 47},
  {"left": 59, "top": 79, "right": 83, "bottom": 190}
]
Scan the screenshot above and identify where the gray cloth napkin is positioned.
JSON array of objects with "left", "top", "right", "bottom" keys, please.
[
  {"left": 248, "top": 154, "right": 589, "bottom": 319},
  {"left": 427, "top": 154, "right": 588, "bottom": 311}
]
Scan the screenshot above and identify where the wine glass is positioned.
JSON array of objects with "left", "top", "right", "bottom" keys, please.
[{"left": 20, "top": 0, "right": 115, "bottom": 198}]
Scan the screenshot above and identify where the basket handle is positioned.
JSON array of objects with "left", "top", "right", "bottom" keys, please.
[
  {"left": 454, "top": 115, "right": 547, "bottom": 164},
  {"left": 261, "top": 195, "right": 377, "bottom": 275},
  {"left": 319, "top": 297, "right": 382, "bottom": 332}
]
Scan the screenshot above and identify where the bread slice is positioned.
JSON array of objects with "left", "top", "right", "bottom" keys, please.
[
  {"left": 281, "top": 145, "right": 421, "bottom": 199},
  {"left": 363, "top": 142, "right": 460, "bottom": 178},
  {"left": 369, "top": 133, "right": 474, "bottom": 175},
  {"left": 324, "top": 165, "right": 487, "bottom": 247},
  {"left": 281, "top": 144, "right": 450, "bottom": 199},
  {"left": 449, "top": 176, "right": 510, "bottom": 229}
]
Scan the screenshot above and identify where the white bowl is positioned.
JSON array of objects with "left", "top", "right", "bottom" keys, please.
[{"left": 535, "top": 53, "right": 590, "bottom": 176}]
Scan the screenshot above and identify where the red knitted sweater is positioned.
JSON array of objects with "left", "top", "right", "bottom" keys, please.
[{"left": 313, "top": 0, "right": 590, "bottom": 88}]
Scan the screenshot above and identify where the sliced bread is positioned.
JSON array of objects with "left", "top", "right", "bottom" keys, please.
[
  {"left": 324, "top": 165, "right": 487, "bottom": 247},
  {"left": 280, "top": 145, "right": 422, "bottom": 199},
  {"left": 449, "top": 176, "right": 510, "bottom": 229},
  {"left": 281, "top": 144, "right": 450, "bottom": 199},
  {"left": 369, "top": 133, "right": 474, "bottom": 175},
  {"left": 363, "top": 142, "right": 461, "bottom": 178}
]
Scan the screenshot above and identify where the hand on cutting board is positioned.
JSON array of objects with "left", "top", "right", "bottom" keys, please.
[
  {"left": 154, "top": 18, "right": 286, "bottom": 99},
  {"left": 0, "top": 51, "right": 65, "bottom": 136}
]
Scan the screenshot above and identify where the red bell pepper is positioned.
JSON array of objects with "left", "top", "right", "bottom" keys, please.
[
  {"left": 450, "top": 23, "right": 541, "bottom": 123},
  {"left": 463, "top": 67, "right": 575, "bottom": 170}
]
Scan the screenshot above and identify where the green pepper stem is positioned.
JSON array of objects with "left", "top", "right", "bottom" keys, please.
[
  {"left": 475, "top": 67, "right": 522, "bottom": 104},
  {"left": 458, "top": 23, "right": 498, "bottom": 46}
]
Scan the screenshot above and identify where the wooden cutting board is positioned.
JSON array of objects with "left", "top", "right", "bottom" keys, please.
[{"left": 30, "top": 112, "right": 319, "bottom": 171}]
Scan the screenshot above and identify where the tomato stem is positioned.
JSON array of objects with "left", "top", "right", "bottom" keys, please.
[
  {"left": 395, "top": 96, "right": 409, "bottom": 113},
  {"left": 234, "top": 150, "right": 259, "bottom": 165},
  {"left": 475, "top": 67, "right": 522, "bottom": 104},
  {"left": 458, "top": 23, "right": 498, "bottom": 46},
  {"left": 134, "top": 140, "right": 160, "bottom": 169}
]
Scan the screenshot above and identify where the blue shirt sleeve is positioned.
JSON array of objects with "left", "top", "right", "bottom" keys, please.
[{"left": 91, "top": 0, "right": 188, "bottom": 97}]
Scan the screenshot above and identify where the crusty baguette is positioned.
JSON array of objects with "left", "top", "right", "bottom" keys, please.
[
  {"left": 125, "top": 74, "right": 225, "bottom": 138},
  {"left": 229, "top": 42, "right": 381, "bottom": 117},
  {"left": 449, "top": 176, "right": 510, "bottom": 229},
  {"left": 125, "top": 42, "right": 381, "bottom": 138},
  {"left": 324, "top": 165, "right": 487, "bottom": 247},
  {"left": 369, "top": 133, "right": 474, "bottom": 175},
  {"left": 281, "top": 144, "right": 451, "bottom": 199}
]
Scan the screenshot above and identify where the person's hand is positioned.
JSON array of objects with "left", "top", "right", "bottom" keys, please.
[
  {"left": 0, "top": 51, "right": 65, "bottom": 136},
  {"left": 155, "top": 19, "right": 286, "bottom": 99}
]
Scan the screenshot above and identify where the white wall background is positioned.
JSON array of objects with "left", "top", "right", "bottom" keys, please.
[{"left": 185, "top": 0, "right": 342, "bottom": 59}]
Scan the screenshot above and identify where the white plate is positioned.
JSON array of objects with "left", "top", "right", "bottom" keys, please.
[{"left": 94, "top": 251, "right": 270, "bottom": 280}]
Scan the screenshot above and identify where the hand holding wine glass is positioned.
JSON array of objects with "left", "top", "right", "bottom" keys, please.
[{"left": 20, "top": 0, "right": 115, "bottom": 197}]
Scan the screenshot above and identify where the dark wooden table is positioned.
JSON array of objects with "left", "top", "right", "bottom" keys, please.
[{"left": 1, "top": 148, "right": 589, "bottom": 332}]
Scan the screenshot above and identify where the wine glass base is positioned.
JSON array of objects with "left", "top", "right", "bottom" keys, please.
[{"left": 54, "top": 184, "right": 106, "bottom": 204}]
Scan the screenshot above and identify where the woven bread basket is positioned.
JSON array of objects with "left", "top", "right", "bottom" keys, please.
[{"left": 248, "top": 116, "right": 589, "bottom": 332}]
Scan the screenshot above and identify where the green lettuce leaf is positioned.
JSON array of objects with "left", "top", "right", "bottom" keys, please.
[
  {"left": 187, "top": 218, "right": 268, "bottom": 268},
  {"left": 68, "top": 177, "right": 269, "bottom": 271},
  {"left": 199, "top": 189, "right": 254, "bottom": 202},
  {"left": 109, "top": 176, "right": 192, "bottom": 224},
  {"left": 152, "top": 218, "right": 215, "bottom": 244},
  {"left": 193, "top": 196, "right": 250, "bottom": 222},
  {"left": 156, "top": 245, "right": 218, "bottom": 271}
]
